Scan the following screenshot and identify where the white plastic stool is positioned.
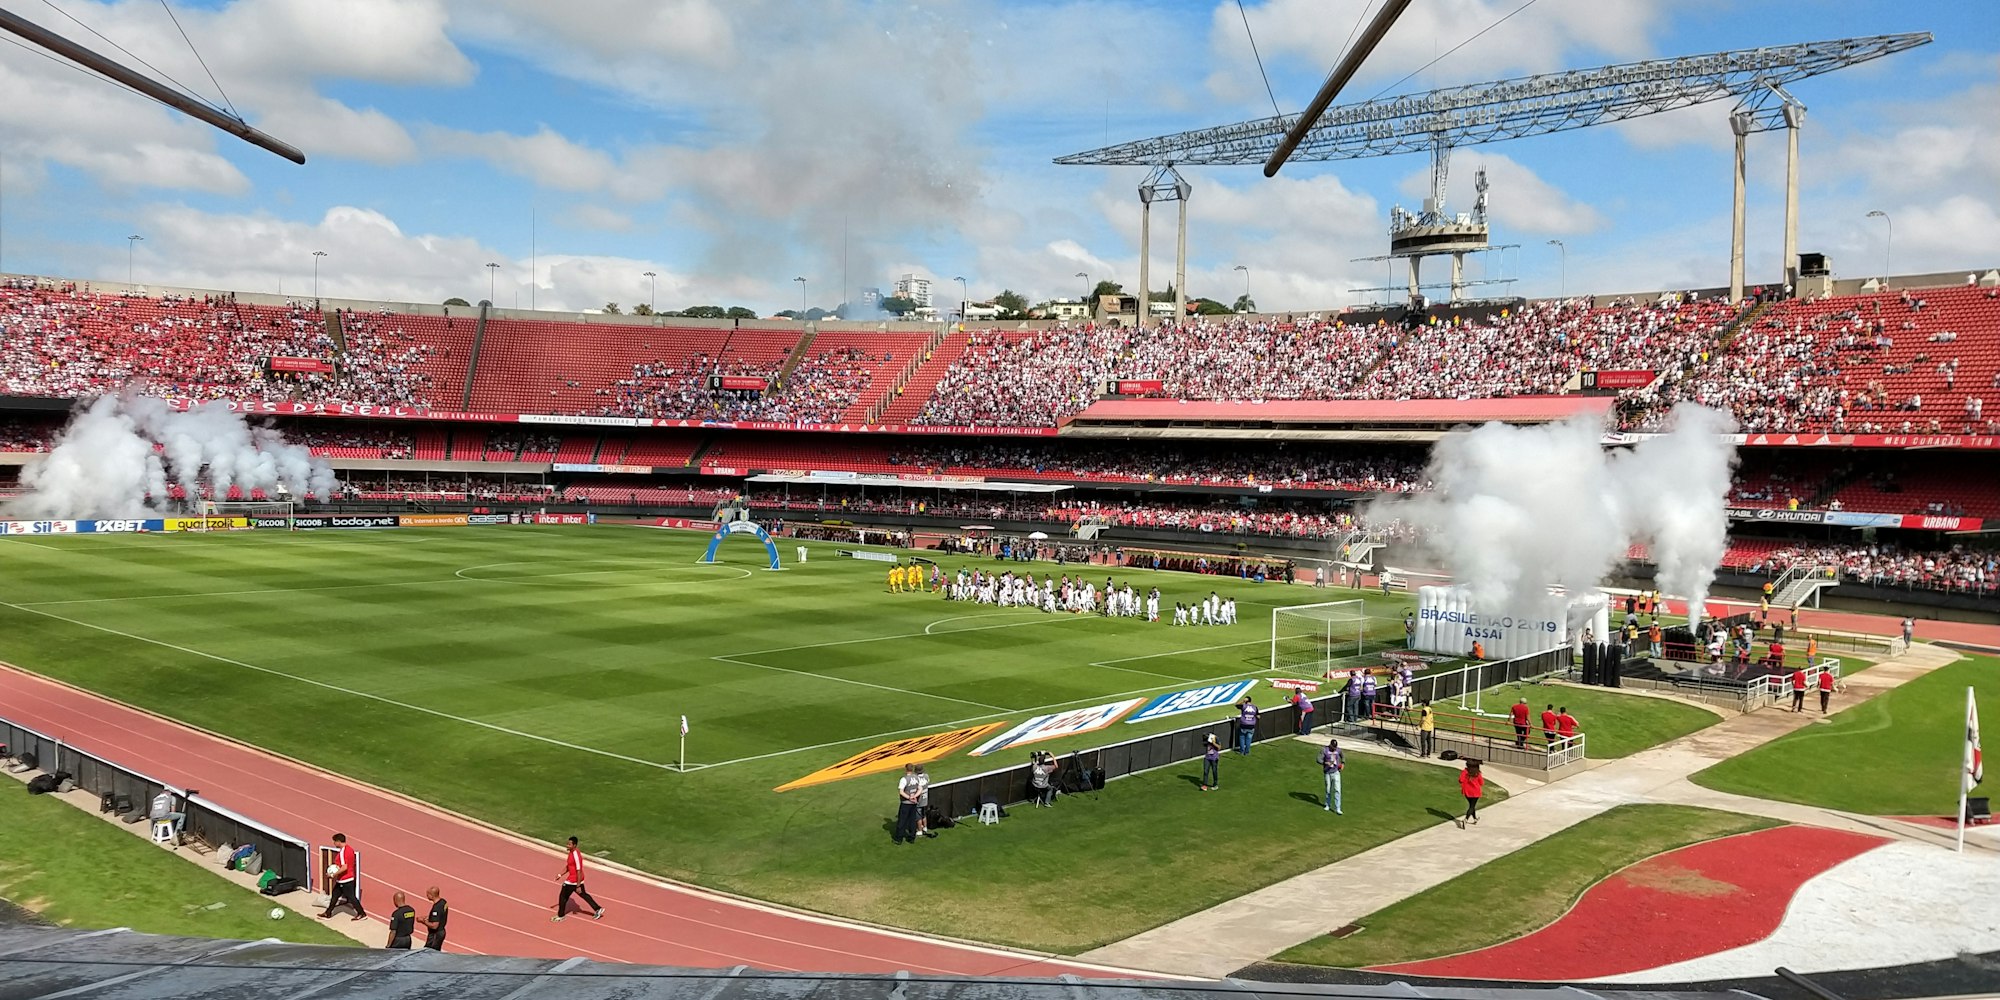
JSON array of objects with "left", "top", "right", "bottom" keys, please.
[
  {"left": 978, "top": 803, "right": 999, "bottom": 826},
  {"left": 150, "top": 820, "right": 176, "bottom": 846}
]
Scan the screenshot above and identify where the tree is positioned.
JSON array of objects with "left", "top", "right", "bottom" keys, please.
[
  {"left": 774, "top": 309, "right": 802, "bottom": 320},
  {"left": 602, "top": 302, "right": 623, "bottom": 314},
  {"left": 993, "top": 289, "right": 1031, "bottom": 319},
  {"left": 725, "top": 306, "right": 757, "bottom": 320},
  {"left": 442, "top": 296, "right": 470, "bottom": 307},
  {"left": 1233, "top": 294, "right": 1256, "bottom": 313},
  {"left": 1090, "top": 280, "right": 1124, "bottom": 300},
  {"left": 1150, "top": 283, "right": 1175, "bottom": 302},
  {"left": 682, "top": 305, "right": 727, "bottom": 319},
  {"left": 1192, "top": 298, "right": 1233, "bottom": 316},
  {"left": 880, "top": 295, "right": 918, "bottom": 316},
  {"left": 632, "top": 303, "right": 655, "bottom": 316},
  {"left": 803, "top": 306, "right": 832, "bottom": 321}
]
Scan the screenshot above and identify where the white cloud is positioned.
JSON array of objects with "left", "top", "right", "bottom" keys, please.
[
  {"left": 1396, "top": 152, "right": 1606, "bottom": 235},
  {"left": 1207, "top": 0, "right": 1668, "bottom": 106}
]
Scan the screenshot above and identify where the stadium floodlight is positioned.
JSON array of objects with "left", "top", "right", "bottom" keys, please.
[
  {"left": 1271, "top": 599, "right": 1370, "bottom": 676},
  {"left": 0, "top": 7, "right": 304, "bottom": 164}
]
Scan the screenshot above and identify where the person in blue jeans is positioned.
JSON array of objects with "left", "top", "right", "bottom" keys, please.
[
  {"left": 1234, "top": 698, "right": 1259, "bottom": 754},
  {"left": 1320, "top": 739, "right": 1344, "bottom": 814},
  {"left": 1200, "top": 734, "right": 1221, "bottom": 791}
]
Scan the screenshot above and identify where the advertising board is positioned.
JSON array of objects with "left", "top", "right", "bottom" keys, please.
[
  {"left": 1125, "top": 680, "right": 1259, "bottom": 723},
  {"left": 970, "top": 699, "right": 1141, "bottom": 756},
  {"left": 774, "top": 723, "right": 1005, "bottom": 792}
]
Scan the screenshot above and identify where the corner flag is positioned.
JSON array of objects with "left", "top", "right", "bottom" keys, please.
[
  {"left": 1968, "top": 692, "right": 1984, "bottom": 792},
  {"left": 1959, "top": 687, "right": 1982, "bottom": 852},
  {"left": 680, "top": 715, "right": 689, "bottom": 737}
]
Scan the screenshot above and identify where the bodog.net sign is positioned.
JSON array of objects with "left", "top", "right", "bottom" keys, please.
[{"left": 775, "top": 723, "right": 1004, "bottom": 792}]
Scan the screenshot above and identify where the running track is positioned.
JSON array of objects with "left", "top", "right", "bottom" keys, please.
[{"left": 0, "top": 664, "right": 1150, "bottom": 978}]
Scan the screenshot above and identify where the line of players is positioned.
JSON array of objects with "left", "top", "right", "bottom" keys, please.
[{"left": 890, "top": 562, "right": 1238, "bottom": 625}]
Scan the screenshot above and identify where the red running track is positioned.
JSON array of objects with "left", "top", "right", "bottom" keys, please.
[
  {"left": 0, "top": 665, "right": 1148, "bottom": 978},
  {"left": 1372, "top": 825, "right": 1887, "bottom": 981}
]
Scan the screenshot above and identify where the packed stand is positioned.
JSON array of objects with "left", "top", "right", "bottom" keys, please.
[
  {"left": 0, "top": 280, "right": 439, "bottom": 405},
  {"left": 885, "top": 440, "right": 1427, "bottom": 492},
  {"left": 291, "top": 425, "right": 415, "bottom": 460},
  {"left": 1748, "top": 541, "right": 1999, "bottom": 596},
  {"left": 1357, "top": 294, "right": 1740, "bottom": 402},
  {"left": 915, "top": 317, "right": 1397, "bottom": 426}
]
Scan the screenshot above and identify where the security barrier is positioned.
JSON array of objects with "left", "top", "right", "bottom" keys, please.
[{"left": 0, "top": 713, "right": 313, "bottom": 890}]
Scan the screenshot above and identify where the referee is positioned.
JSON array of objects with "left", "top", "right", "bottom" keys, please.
[{"left": 418, "top": 886, "right": 449, "bottom": 951}]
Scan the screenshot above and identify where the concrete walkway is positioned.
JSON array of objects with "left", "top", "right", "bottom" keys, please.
[{"left": 1078, "top": 644, "right": 1964, "bottom": 979}]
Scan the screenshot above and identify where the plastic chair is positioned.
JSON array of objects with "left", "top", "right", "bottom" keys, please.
[
  {"left": 977, "top": 802, "right": 999, "bottom": 826},
  {"left": 150, "top": 820, "right": 176, "bottom": 846}
]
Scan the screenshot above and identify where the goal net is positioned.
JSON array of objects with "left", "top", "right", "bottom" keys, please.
[
  {"left": 199, "top": 500, "right": 297, "bottom": 530},
  {"left": 1271, "top": 599, "right": 1369, "bottom": 675}
]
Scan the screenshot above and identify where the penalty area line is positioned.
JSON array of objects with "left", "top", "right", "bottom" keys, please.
[{"left": 0, "top": 599, "right": 684, "bottom": 774}]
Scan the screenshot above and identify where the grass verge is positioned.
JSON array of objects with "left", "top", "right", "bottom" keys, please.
[
  {"left": 0, "top": 789, "right": 355, "bottom": 945},
  {"left": 1472, "top": 680, "right": 1723, "bottom": 759},
  {"left": 1270, "top": 804, "right": 1775, "bottom": 969},
  {"left": 1691, "top": 652, "right": 1999, "bottom": 815}
]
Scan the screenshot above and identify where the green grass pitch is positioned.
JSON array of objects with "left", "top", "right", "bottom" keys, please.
[{"left": 0, "top": 525, "right": 1682, "bottom": 951}]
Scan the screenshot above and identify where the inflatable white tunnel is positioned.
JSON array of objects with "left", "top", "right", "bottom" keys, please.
[{"left": 1415, "top": 585, "right": 1609, "bottom": 659}]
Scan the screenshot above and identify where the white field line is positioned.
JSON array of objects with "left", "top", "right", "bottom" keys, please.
[
  {"left": 708, "top": 655, "right": 1012, "bottom": 713},
  {"left": 11, "top": 563, "right": 754, "bottom": 607},
  {"left": 0, "top": 599, "right": 686, "bottom": 773}
]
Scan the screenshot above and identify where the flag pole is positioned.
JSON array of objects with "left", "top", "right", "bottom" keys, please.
[
  {"left": 679, "top": 714, "right": 688, "bottom": 774},
  {"left": 1959, "top": 686, "right": 1972, "bottom": 854}
]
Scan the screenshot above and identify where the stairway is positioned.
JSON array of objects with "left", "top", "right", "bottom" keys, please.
[
  {"left": 773, "top": 326, "right": 818, "bottom": 386},
  {"left": 1711, "top": 299, "right": 1771, "bottom": 354},
  {"left": 877, "top": 328, "right": 970, "bottom": 424},
  {"left": 461, "top": 303, "right": 490, "bottom": 412},
  {"left": 326, "top": 310, "right": 346, "bottom": 351}
]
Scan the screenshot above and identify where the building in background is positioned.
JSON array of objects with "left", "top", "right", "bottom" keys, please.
[{"left": 893, "top": 274, "right": 932, "bottom": 308}]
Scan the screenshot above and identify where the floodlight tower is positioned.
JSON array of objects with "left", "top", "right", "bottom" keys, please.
[{"left": 1137, "top": 165, "right": 1191, "bottom": 328}]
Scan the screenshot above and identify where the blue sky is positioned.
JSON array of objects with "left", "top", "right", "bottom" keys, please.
[{"left": 0, "top": 0, "right": 1994, "bottom": 315}]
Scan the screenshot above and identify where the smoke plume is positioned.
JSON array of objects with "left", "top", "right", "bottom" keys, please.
[
  {"left": 1372, "top": 403, "right": 1738, "bottom": 622},
  {"left": 6, "top": 395, "right": 338, "bottom": 519}
]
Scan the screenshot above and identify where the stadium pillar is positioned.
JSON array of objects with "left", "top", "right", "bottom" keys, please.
[
  {"left": 1450, "top": 252, "right": 1465, "bottom": 303},
  {"left": 1137, "top": 197, "right": 1152, "bottom": 329},
  {"left": 1174, "top": 192, "right": 1188, "bottom": 325},
  {"left": 1781, "top": 104, "right": 1805, "bottom": 291},
  {"left": 1728, "top": 112, "right": 1751, "bottom": 304}
]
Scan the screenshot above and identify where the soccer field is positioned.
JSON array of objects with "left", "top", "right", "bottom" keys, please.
[{"left": 0, "top": 524, "right": 1428, "bottom": 949}]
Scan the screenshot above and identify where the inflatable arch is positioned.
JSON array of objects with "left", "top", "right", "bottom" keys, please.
[{"left": 700, "top": 519, "right": 781, "bottom": 570}]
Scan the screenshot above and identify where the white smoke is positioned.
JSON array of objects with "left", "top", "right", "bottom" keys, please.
[
  {"left": 1371, "top": 403, "right": 1738, "bottom": 623},
  {"left": 6, "top": 395, "right": 338, "bottom": 519}
]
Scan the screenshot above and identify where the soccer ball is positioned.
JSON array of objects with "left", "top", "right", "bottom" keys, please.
[
  {"left": 268, "top": 907, "right": 285, "bottom": 920},
  {"left": 326, "top": 864, "right": 340, "bottom": 877}
]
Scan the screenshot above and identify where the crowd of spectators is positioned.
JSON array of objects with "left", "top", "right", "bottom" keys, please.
[
  {"left": 0, "top": 280, "right": 438, "bottom": 405},
  {"left": 291, "top": 425, "right": 415, "bottom": 460},
  {"left": 1047, "top": 499, "right": 1354, "bottom": 540},
  {"left": 1750, "top": 541, "right": 1999, "bottom": 595},
  {"left": 884, "top": 441, "right": 1427, "bottom": 492},
  {"left": 1359, "top": 295, "right": 1738, "bottom": 402},
  {"left": 915, "top": 317, "right": 1398, "bottom": 425}
]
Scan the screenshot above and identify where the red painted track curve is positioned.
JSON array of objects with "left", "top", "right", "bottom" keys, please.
[
  {"left": 0, "top": 664, "right": 1149, "bottom": 978},
  {"left": 1371, "top": 825, "right": 1888, "bottom": 981}
]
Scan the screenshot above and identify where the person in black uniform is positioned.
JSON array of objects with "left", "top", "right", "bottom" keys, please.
[
  {"left": 385, "top": 892, "right": 416, "bottom": 949},
  {"left": 419, "top": 885, "right": 449, "bottom": 951}
]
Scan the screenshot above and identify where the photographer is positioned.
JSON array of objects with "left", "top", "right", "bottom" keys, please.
[{"left": 1028, "top": 752, "right": 1058, "bottom": 807}]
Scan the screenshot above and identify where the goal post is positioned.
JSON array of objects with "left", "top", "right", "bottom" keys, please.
[
  {"left": 1271, "top": 599, "right": 1368, "bottom": 675},
  {"left": 199, "top": 500, "right": 297, "bottom": 530}
]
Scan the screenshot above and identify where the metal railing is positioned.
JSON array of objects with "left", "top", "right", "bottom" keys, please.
[{"left": 0, "top": 713, "right": 314, "bottom": 889}]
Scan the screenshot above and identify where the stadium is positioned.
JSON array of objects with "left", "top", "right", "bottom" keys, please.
[{"left": 0, "top": 3, "right": 1994, "bottom": 999}]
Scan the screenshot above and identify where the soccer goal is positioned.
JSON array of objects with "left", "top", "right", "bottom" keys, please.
[
  {"left": 199, "top": 500, "right": 296, "bottom": 530},
  {"left": 1271, "top": 599, "right": 1368, "bottom": 674}
]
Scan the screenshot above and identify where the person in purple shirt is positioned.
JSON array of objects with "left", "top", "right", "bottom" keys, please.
[
  {"left": 1319, "top": 739, "right": 1344, "bottom": 814},
  {"left": 1293, "top": 689, "right": 1315, "bottom": 734},
  {"left": 1234, "top": 697, "right": 1259, "bottom": 755},
  {"left": 1359, "top": 670, "right": 1379, "bottom": 720},
  {"left": 1344, "top": 670, "right": 1364, "bottom": 722},
  {"left": 1200, "top": 733, "right": 1221, "bottom": 791}
]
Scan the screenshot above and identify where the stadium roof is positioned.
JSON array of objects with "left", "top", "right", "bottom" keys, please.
[
  {"left": 747, "top": 472, "right": 1071, "bottom": 492},
  {"left": 0, "top": 927, "right": 1771, "bottom": 1000},
  {"left": 1069, "top": 396, "right": 1613, "bottom": 426},
  {"left": 1056, "top": 34, "right": 1930, "bottom": 166}
]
